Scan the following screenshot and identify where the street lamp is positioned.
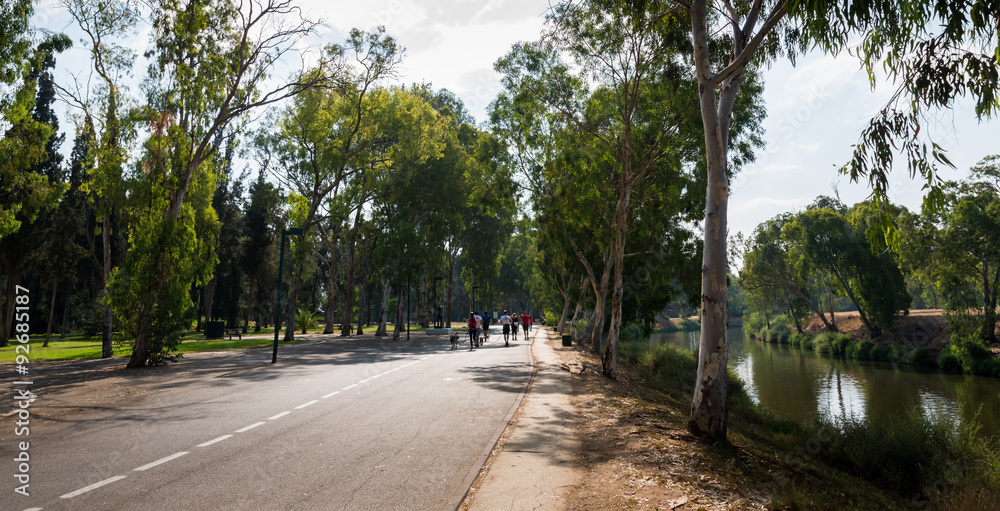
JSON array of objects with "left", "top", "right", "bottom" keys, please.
[
  {"left": 272, "top": 227, "right": 304, "bottom": 364},
  {"left": 433, "top": 276, "right": 443, "bottom": 328},
  {"left": 472, "top": 285, "right": 480, "bottom": 314}
]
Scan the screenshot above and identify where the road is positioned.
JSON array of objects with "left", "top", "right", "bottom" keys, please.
[{"left": 1, "top": 329, "right": 532, "bottom": 511}]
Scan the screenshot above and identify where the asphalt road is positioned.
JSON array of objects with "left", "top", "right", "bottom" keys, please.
[{"left": 1, "top": 329, "right": 532, "bottom": 511}]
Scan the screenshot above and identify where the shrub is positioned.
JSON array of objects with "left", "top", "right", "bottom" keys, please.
[
  {"left": 620, "top": 323, "right": 644, "bottom": 344},
  {"left": 905, "top": 347, "right": 930, "bottom": 365},
  {"left": 871, "top": 343, "right": 892, "bottom": 362},
  {"left": 788, "top": 332, "right": 812, "bottom": 347},
  {"left": 855, "top": 341, "right": 874, "bottom": 360},
  {"left": 743, "top": 311, "right": 768, "bottom": 338},
  {"left": 765, "top": 321, "right": 792, "bottom": 344},
  {"left": 938, "top": 347, "right": 963, "bottom": 373}
]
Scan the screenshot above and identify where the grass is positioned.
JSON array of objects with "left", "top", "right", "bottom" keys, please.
[
  {"left": 617, "top": 339, "right": 1000, "bottom": 509},
  {"left": 0, "top": 326, "right": 330, "bottom": 363}
]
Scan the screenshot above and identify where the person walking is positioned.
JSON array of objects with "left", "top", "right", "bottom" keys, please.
[
  {"left": 511, "top": 313, "right": 519, "bottom": 340},
  {"left": 500, "top": 310, "right": 512, "bottom": 346},
  {"left": 474, "top": 311, "right": 484, "bottom": 347},
  {"left": 467, "top": 312, "right": 477, "bottom": 350},
  {"left": 482, "top": 312, "right": 492, "bottom": 342},
  {"left": 521, "top": 312, "right": 530, "bottom": 337}
]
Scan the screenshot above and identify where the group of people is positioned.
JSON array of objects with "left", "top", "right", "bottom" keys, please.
[{"left": 466, "top": 310, "right": 534, "bottom": 349}]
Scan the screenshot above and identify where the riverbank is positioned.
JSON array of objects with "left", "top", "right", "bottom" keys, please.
[
  {"left": 802, "top": 309, "right": 952, "bottom": 359},
  {"left": 555, "top": 335, "right": 1000, "bottom": 509}
]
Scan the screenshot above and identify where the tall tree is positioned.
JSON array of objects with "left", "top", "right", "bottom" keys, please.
[{"left": 120, "top": 0, "right": 329, "bottom": 367}]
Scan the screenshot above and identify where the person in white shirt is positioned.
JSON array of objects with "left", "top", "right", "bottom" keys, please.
[{"left": 500, "top": 310, "right": 513, "bottom": 346}]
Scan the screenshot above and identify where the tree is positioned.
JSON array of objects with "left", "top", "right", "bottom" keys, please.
[
  {"left": 682, "top": 0, "right": 999, "bottom": 439},
  {"left": 60, "top": 0, "right": 139, "bottom": 357},
  {"left": 242, "top": 171, "right": 281, "bottom": 332},
  {"left": 120, "top": 0, "right": 329, "bottom": 367}
]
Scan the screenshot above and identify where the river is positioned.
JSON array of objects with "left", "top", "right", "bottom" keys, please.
[{"left": 648, "top": 327, "right": 1000, "bottom": 438}]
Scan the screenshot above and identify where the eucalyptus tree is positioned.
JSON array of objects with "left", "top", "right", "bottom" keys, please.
[
  {"left": 58, "top": 0, "right": 139, "bottom": 357},
  {"left": 738, "top": 213, "right": 833, "bottom": 331},
  {"left": 259, "top": 28, "right": 402, "bottom": 337},
  {"left": 241, "top": 171, "right": 281, "bottom": 332},
  {"left": 118, "top": 0, "right": 332, "bottom": 367},
  {"left": 673, "top": 0, "right": 1000, "bottom": 439}
]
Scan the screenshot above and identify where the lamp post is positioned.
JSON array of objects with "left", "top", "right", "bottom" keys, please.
[
  {"left": 472, "top": 285, "right": 479, "bottom": 314},
  {"left": 433, "top": 276, "right": 443, "bottom": 328},
  {"left": 272, "top": 227, "right": 304, "bottom": 364}
]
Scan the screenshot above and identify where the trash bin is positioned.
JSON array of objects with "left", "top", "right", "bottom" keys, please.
[
  {"left": 205, "top": 321, "right": 225, "bottom": 339},
  {"left": 561, "top": 335, "right": 572, "bottom": 347}
]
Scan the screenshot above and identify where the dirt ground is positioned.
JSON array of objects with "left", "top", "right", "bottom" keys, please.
[{"left": 549, "top": 342, "right": 776, "bottom": 510}]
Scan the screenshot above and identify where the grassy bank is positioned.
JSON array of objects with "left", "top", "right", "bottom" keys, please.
[
  {"left": 744, "top": 315, "right": 935, "bottom": 367},
  {"left": 618, "top": 340, "right": 1000, "bottom": 509},
  {"left": 0, "top": 327, "right": 316, "bottom": 363}
]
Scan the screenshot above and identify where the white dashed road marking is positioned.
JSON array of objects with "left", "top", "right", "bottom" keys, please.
[
  {"left": 197, "top": 435, "right": 233, "bottom": 447},
  {"left": 235, "top": 422, "right": 266, "bottom": 433},
  {"left": 322, "top": 391, "right": 340, "bottom": 398},
  {"left": 268, "top": 411, "right": 291, "bottom": 420},
  {"left": 295, "top": 400, "right": 318, "bottom": 409},
  {"left": 60, "top": 475, "right": 127, "bottom": 499},
  {"left": 135, "top": 451, "right": 189, "bottom": 472}
]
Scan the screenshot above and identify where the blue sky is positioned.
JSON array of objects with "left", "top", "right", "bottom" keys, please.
[{"left": 36, "top": 0, "right": 998, "bottom": 246}]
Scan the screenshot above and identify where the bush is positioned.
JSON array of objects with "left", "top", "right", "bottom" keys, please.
[
  {"left": 938, "top": 347, "right": 963, "bottom": 373},
  {"left": 871, "top": 343, "right": 892, "bottom": 362},
  {"left": 855, "top": 341, "right": 874, "bottom": 360},
  {"left": 765, "top": 321, "right": 792, "bottom": 344},
  {"left": 743, "top": 311, "right": 768, "bottom": 338},
  {"left": 813, "top": 410, "right": 958, "bottom": 496},
  {"left": 620, "top": 323, "right": 644, "bottom": 344},
  {"left": 788, "top": 332, "right": 812, "bottom": 347}
]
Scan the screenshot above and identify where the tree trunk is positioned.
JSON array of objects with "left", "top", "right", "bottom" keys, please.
[
  {"left": 688, "top": 0, "right": 741, "bottom": 440},
  {"left": 0, "top": 267, "right": 21, "bottom": 347},
  {"left": 44, "top": 280, "right": 57, "bottom": 347},
  {"left": 392, "top": 287, "right": 405, "bottom": 341},
  {"left": 243, "top": 278, "right": 256, "bottom": 333},
  {"left": 340, "top": 209, "right": 363, "bottom": 336},
  {"left": 322, "top": 227, "right": 340, "bottom": 335},
  {"left": 418, "top": 268, "right": 429, "bottom": 328},
  {"left": 101, "top": 213, "right": 113, "bottom": 358},
  {"left": 283, "top": 272, "right": 299, "bottom": 342},
  {"left": 204, "top": 278, "right": 216, "bottom": 323},
  {"left": 603, "top": 173, "right": 634, "bottom": 378},
  {"left": 355, "top": 283, "right": 367, "bottom": 335},
  {"left": 60, "top": 282, "right": 73, "bottom": 338},
  {"left": 375, "top": 278, "right": 390, "bottom": 336},
  {"left": 447, "top": 253, "right": 455, "bottom": 328}
]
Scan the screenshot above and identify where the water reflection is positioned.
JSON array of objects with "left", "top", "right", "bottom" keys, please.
[{"left": 649, "top": 327, "right": 1000, "bottom": 437}]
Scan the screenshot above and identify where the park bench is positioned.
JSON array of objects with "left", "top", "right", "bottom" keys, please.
[{"left": 225, "top": 328, "right": 242, "bottom": 340}]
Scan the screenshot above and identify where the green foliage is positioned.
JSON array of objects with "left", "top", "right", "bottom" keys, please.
[
  {"left": 295, "top": 308, "right": 319, "bottom": 333},
  {"left": 743, "top": 311, "right": 768, "bottom": 338},
  {"left": 788, "top": 332, "right": 812, "bottom": 347},
  {"left": 619, "top": 323, "right": 644, "bottom": 344},
  {"left": 764, "top": 316, "right": 791, "bottom": 344},
  {"left": 807, "top": 407, "right": 1000, "bottom": 502},
  {"left": 870, "top": 344, "right": 892, "bottom": 362},
  {"left": 812, "top": 332, "right": 851, "bottom": 356}
]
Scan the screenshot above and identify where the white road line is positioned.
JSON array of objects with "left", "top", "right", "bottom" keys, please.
[
  {"left": 60, "top": 475, "right": 127, "bottom": 499},
  {"left": 371, "top": 373, "right": 382, "bottom": 378},
  {"left": 322, "top": 391, "right": 340, "bottom": 398},
  {"left": 197, "top": 435, "right": 233, "bottom": 447},
  {"left": 358, "top": 378, "right": 371, "bottom": 384},
  {"left": 268, "top": 411, "right": 291, "bottom": 420},
  {"left": 295, "top": 400, "right": 318, "bottom": 409},
  {"left": 342, "top": 384, "right": 357, "bottom": 390},
  {"left": 235, "top": 422, "right": 266, "bottom": 433},
  {"left": 134, "top": 451, "right": 189, "bottom": 472},
  {"left": 23, "top": 507, "right": 43, "bottom": 510}
]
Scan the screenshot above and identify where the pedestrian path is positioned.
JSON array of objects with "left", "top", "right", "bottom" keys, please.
[{"left": 464, "top": 328, "right": 581, "bottom": 510}]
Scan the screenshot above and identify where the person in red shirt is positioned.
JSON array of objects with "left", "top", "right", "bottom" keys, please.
[{"left": 521, "top": 313, "right": 530, "bottom": 337}]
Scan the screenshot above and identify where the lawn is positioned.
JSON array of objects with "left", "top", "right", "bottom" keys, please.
[{"left": 0, "top": 327, "right": 318, "bottom": 364}]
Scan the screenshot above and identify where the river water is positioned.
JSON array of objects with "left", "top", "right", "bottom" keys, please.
[{"left": 648, "top": 327, "right": 1000, "bottom": 438}]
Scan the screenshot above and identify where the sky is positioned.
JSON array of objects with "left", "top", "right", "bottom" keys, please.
[{"left": 34, "top": 0, "right": 998, "bottom": 256}]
